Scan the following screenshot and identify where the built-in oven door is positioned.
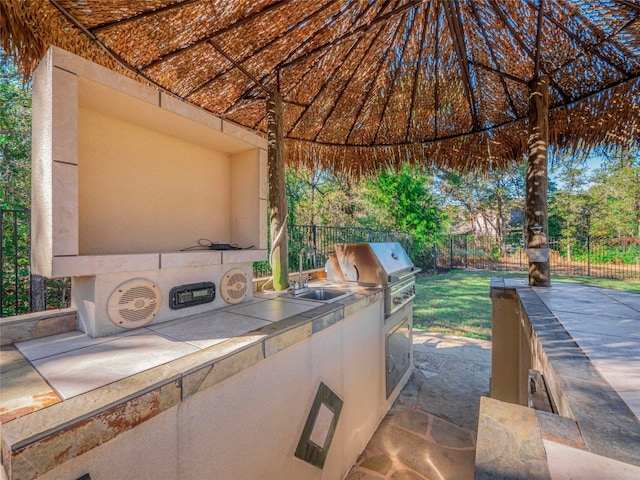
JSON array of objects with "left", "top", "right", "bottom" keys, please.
[{"left": 385, "top": 307, "right": 412, "bottom": 398}]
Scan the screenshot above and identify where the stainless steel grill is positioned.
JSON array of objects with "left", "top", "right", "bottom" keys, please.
[{"left": 326, "top": 242, "right": 419, "bottom": 317}]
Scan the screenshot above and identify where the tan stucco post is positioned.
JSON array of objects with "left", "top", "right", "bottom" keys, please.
[
  {"left": 526, "top": 75, "right": 551, "bottom": 287},
  {"left": 266, "top": 90, "right": 289, "bottom": 290}
]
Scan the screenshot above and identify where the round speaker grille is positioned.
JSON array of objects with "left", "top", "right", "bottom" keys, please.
[
  {"left": 220, "top": 268, "right": 249, "bottom": 304},
  {"left": 107, "top": 278, "right": 161, "bottom": 328}
]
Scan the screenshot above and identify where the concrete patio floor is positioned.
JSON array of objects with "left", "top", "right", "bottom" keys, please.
[{"left": 346, "top": 332, "right": 492, "bottom": 480}]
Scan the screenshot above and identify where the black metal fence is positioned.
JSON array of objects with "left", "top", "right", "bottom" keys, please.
[
  {"left": 253, "top": 225, "right": 410, "bottom": 278},
  {"left": 3, "top": 207, "right": 638, "bottom": 317},
  {"left": 0, "top": 210, "right": 407, "bottom": 316},
  {"left": 1, "top": 209, "right": 30, "bottom": 316},
  {"left": 1, "top": 209, "right": 71, "bottom": 317},
  {"left": 430, "top": 235, "right": 640, "bottom": 279}
]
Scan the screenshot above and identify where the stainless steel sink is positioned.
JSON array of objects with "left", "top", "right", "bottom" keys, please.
[{"left": 296, "top": 289, "right": 350, "bottom": 301}]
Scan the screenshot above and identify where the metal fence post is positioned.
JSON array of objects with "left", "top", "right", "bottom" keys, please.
[
  {"left": 312, "top": 224, "right": 318, "bottom": 269},
  {"left": 587, "top": 235, "right": 591, "bottom": 277},
  {"left": 0, "top": 210, "right": 4, "bottom": 313},
  {"left": 13, "top": 212, "right": 19, "bottom": 312},
  {"left": 464, "top": 236, "right": 468, "bottom": 268},
  {"left": 450, "top": 236, "right": 454, "bottom": 269},
  {"left": 432, "top": 244, "right": 437, "bottom": 273},
  {"left": 519, "top": 245, "right": 522, "bottom": 270}
]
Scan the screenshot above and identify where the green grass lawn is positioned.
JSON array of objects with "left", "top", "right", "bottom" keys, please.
[{"left": 413, "top": 270, "right": 640, "bottom": 341}]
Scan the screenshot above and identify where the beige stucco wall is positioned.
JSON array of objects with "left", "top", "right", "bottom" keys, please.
[
  {"left": 78, "top": 107, "right": 231, "bottom": 254},
  {"left": 34, "top": 300, "right": 405, "bottom": 480},
  {"left": 490, "top": 293, "right": 523, "bottom": 405},
  {"left": 31, "top": 46, "right": 267, "bottom": 277},
  {"left": 31, "top": 51, "right": 79, "bottom": 275},
  {"left": 230, "top": 148, "right": 267, "bottom": 250}
]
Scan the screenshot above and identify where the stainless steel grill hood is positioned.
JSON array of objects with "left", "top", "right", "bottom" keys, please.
[{"left": 327, "top": 243, "right": 416, "bottom": 285}]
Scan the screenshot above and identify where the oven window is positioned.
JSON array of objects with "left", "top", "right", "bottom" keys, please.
[{"left": 386, "top": 314, "right": 411, "bottom": 398}]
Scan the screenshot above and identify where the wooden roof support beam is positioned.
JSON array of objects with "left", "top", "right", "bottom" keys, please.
[
  {"left": 406, "top": 3, "right": 431, "bottom": 142},
  {"left": 49, "top": 0, "right": 173, "bottom": 93},
  {"left": 443, "top": 0, "right": 480, "bottom": 131},
  {"left": 468, "top": 61, "right": 528, "bottom": 84},
  {"left": 207, "top": 39, "right": 269, "bottom": 93},
  {"left": 248, "top": 49, "right": 334, "bottom": 130},
  {"left": 242, "top": 0, "right": 376, "bottom": 129},
  {"left": 278, "top": 0, "right": 423, "bottom": 71},
  {"left": 372, "top": 11, "right": 415, "bottom": 144},
  {"left": 526, "top": 0, "right": 633, "bottom": 76},
  {"left": 344, "top": 13, "right": 405, "bottom": 144},
  {"left": 90, "top": 0, "right": 201, "bottom": 31},
  {"left": 140, "top": 1, "right": 288, "bottom": 70},
  {"left": 556, "top": 0, "right": 637, "bottom": 63},
  {"left": 220, "top": 0, "right": 340, "bottom": 114},
  {"left": 276, "top": 0, "right": 370, "bottom": 72},
  {"left": 434, "top": 2, "right": 441, "bottom": 138},
  {"left": 526, "top": 75, "right": 550, "bottom": 287},
  {"left": 281, "top": 1, "right": 377, "bottom": 136},
  {"left": 468, "top": 2, "right": 520, "bottom": 119},
  {"left": 612, "top": 0, "right": 640, "bottom": 13},
  {"left": 286, "top": 32, "right": 366, "bottom": 138},
  {"left": 487, "top": 0, "right": 571, "bottom": 102},
  {"left": 313, "top": 24, "right": 386, "bottom": 141},
  {"left": 50, "top": 0, "right": 276, "bottom": 110},
  {"left": 534, "top": 0, "right": 544, "bottom": 76}
]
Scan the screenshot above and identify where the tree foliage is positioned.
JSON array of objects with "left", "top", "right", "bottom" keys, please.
[
  {"left": 365, "top": 163, "right": 446, "bottom": 244},
  {"left": 435, "top": 163, "right": 525, "bottom": 243},
  {"left": 549, "top": 148, "right": 640, "bottom": 240},
  {"left": 1, "top": 51, "right": 33, "bottom": 316},
  {"left": 589, "top": 148, "right": 640, "bottom": 239},
  {"left": 0, "top": 50, "right": 31, "bottom": 210},
  {"left": 284, "top": 163, "right": 447, "bottom": 268},
  {"left": 285, "top": 163, "right": 447, "bottom": 244}
]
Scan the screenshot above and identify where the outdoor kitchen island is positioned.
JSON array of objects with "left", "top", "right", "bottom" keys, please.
[
  {"left": 1, "top": 279, "right": 413, "bottom": 480},
  {"left": 1, "top": 46, "right": 415, "bottom": 480},
  {"left": 478, "top": 279, "right": 640, "bottom": 479}
]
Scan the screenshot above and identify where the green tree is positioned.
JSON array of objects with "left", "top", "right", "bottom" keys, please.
[
  {"left": 366, "top": 163, "right": 446, "bottom": 262},
  {"left": 0, "top": 50, "right": 31, "bottom": 209},
  {"left": 548, "top": 156, "right": 595, "bottom": 239},
  {"left": 1, "top": 51, "right": 33, "bottom": 316},
  {"left": 588, "top": 148, "right": 640, "bottom": 239},
  {"left": 436, "top": 163, "right": 525, "bottom": 244},
  {"left": 285, "top": 167, "right": 308, "bottom": 224},
  {"left": 548, "top": 149, "right": 640, "bottom": 240},
  {"left": 286, "top": 165, "right": 377, "bottom": 228}
]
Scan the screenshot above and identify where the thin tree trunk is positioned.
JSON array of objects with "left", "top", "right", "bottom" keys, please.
[
  {"left": 267, "top": 91, "right": 289, "bottom": 290},
  {"left": 30, "top": 274, "right": 46, "bottom": 312}
]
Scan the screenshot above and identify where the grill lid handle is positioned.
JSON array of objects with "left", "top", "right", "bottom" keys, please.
[{"left": 389, "top": 268, "right": 421, "bottom": 283}]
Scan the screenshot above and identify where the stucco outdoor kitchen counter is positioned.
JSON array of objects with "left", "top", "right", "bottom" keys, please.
[
  {"left": 0, "top": 281, "right": 383, "bottom": 480},
  {"left": 478, "top": 279, "right": 640, "bottom": 480}
]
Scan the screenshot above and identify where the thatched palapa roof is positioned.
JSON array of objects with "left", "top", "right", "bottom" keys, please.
[{"left": 1, "top": 0, "right": 639, "bottom": 175}]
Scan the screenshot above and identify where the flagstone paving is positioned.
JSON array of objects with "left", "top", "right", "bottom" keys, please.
[{"left": 346, "top": 332, "right": 492, "bottom": 480}]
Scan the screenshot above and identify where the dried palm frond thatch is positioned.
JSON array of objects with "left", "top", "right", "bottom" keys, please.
[{"left": 1, "top": 0, "right": 639, "bottom": 175}]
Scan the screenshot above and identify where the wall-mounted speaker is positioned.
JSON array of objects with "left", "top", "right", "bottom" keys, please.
[
  {"left": 220, "top": 268, "right": 249, "bottom": 304},
  {"left": 107, "top": 278, "right": 162, "bottom": 328}
]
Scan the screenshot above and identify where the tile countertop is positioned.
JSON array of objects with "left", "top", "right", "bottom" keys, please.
[{"left": 0, "top": 281, "right": 384, "bottom": 478}]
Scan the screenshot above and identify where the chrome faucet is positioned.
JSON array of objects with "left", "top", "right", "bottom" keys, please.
[{"left": 291, "top": 247, "right": 311, "bottom": 294}]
